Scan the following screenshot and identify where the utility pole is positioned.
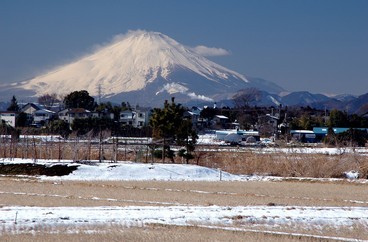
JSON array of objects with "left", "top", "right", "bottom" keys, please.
[
  {"left": 97, "top": 84, "right": 102, "bottom": 105},
  {"left": 99, "top": 124, "right": 103, "bottom": 163}
]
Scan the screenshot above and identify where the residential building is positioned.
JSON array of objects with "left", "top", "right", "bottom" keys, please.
[
  {"left": 91, "top": 110, "right": 114, "bottom": 120},
  {"left": 21, "top": 103, "right": 41, "bottom": 115},
  {"left": 119, "top": 110, "right": 134, "bottom": 126},
  {"left": 212, "top": 115, "right": 229, "bottom": 129},
  {"left": 184, "top": 107, "right": 205, "bottom": 129},
  {"left": 58, "top": 108, "right": 92, "bottom": 124},
  {"left": 119, "top": 108, "right": 151, "bottom": 128},
  {"left": 0, "top": 111, "right": 17, "bottom": 127},
  {"left": 33, "top": 109, "right": 56, "bottom": 126},
  {"left": 257, "top": 113, "right": 280, "bottom": 137},
  {"left": 20, "top": 102, "right": 56, "bottom": 126},
  {"left": 134, "top": 108, "right": 150, "bottom": 128}
]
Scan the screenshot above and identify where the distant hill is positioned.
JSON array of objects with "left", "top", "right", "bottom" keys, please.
[{"left": 218, "top": 89, "right": 368, "bottom": 114}]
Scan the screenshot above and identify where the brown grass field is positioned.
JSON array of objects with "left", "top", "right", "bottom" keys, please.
[
  {"left": 0, "top": 177, "right": 367, "bottom": 241},
  {"left": 0, "top": 178, "right": 367, "bottom": 207},
  {"left": 0, "top": 224, "right": 342, "bottom": 242},
  {"left": 0, "top": 143, "right": 367, "bottom": 241}
]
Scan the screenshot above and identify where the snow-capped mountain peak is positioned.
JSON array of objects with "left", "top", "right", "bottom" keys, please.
[
  {"left": 20, "top": 30, "right": 249, "bottom": 102},
  {"left": 0, "top": 30, "right": 287, "bottom": 106}
]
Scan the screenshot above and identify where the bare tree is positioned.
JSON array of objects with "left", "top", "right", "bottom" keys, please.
[
  {"left": 38, "top": 93, "right": 59, "bottom": 110},
  {"left": 232, "top": 88, "right": 261, "bottom": 108}
]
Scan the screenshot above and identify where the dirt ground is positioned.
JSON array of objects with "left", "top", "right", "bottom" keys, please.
[{"left": 0, "top": 177, "right": 367, "bottom": 241}]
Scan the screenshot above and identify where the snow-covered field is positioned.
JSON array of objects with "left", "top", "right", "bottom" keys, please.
[
  {"left": 1, "top": 205, "right": 367, "bottom": 241},
  {"left": 1, "top": 157, "right": 367, "bottom": 240}
]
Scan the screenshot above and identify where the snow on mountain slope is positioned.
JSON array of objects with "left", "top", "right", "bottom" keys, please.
[{"left": 19, "top": 30, "right": 249, "bottom": 103}]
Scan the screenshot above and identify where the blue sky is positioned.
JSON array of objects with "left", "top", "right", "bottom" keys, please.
[{"left": 1, "top": 0, "right": 367, "bottom": 95}]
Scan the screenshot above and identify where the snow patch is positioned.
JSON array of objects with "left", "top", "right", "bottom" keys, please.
[
  {"left": 1, "top": 206, "right": 367, "bottom": 238},
  {"left": 344, "top": 171, "right": 359, "bottom": 179}
]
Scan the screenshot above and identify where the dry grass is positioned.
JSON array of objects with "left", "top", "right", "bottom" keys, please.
[
  {"left": 0, "top": 223, "right": 345, "bottom": 242},
  {"left": 0, "top": 142, "right": 139, "bottom": 162},
  {"left": 195, "top": 149, "right": 368, "bottom": 179},
  {"left": 0, "top": 178, "right": 367, "bottom": 207},
  {"left": 1, "top": 141, "right": 368, "bottom": 179}
]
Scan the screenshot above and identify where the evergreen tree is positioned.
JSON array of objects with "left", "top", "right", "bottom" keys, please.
[
  {"left": 71, "top": 117, "right": 114, "bottom": 136},
  {"left": 16, "top": 112, "right": 28, "bottom": 127},
  {"left": 176, "top": 119, "right": 198, "bottom": 163},
  {"left": 324, "top": 127, "right": 337, "bottom": 146},
  {"left": 96, "top": 102, "right": 121, "bottom": 121},
  {"left": 63, "top": 90, "right": 96, "bottom": 110},
  {"left": 200, "top": 107, "right": 217, "bottom": 119},
  {"left": 349, "top": 114, "right": 367, "bottom": 128},
  {"left": 7, "top": 95, "right": 20, "bottom": 112},
  {"left": 47, "top": 120, "right": 71, "bottom": 138},
  {"left": 328, "top": 109, "right": 349, "bottom": 127},
  {"left": 339, "top": 129, "right": 368, "bottom": 147},
  {"left": 149, "top": 97, "right": 197, "bottom": 162}
]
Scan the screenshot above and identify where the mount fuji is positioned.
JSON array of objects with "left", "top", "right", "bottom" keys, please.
[{"left": 2, "top": 30, "right": 284, "bottom": 106}]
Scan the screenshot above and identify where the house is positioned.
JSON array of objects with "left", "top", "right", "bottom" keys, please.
[
  {"left": 0, "top": 111, "right": 17, "bottom": 128},
  {"left": 134, "top": 108, "right": 150, "bottom": 128},
  {"left": 119, "top": 108, "right": 151, "bottom": 128},
  {"left": 119, "top": 110, "right": 135, "bottom": 126},
  {"left": 21, "top": 103, "right": 41, "bottom": 115},
  {"left": 91, "top": 110, "right": 114, "bottom": 120},
  {"left": 264, "top": 114, "right": 279, "bottom": 129},
  {"left": 257, "top": 113, "right": 280, "bottom": 137},
  {"left": 21, "top": 103, "right": 41, "bottom": 125},
  {"left": 33, "top": 109, "right": 56, "bottom": 126},
  {"left": 212, "top": 115, "right": 229, "bottom": 129},
  {"left": 20, "top": 102, "right": 56, "bottom": 126},
  {"left": 58, "top": 108, "right": 92, "bottom": 124},
  {"left": 184, "top": 110, "right": 200, "bottom": 127},
  {"left": 184, "top": 107, "right": 210, "bottom": 129}
]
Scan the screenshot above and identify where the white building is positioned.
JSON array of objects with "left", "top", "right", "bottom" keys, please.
[
  {"left": 0, "top": 111, "right": 17, "bottom": 127},
  {"left": 215, "top": 129, "right": 260, "bottom": 143},
  {"left": 58, "top": 108, "right": 92, "bottom": 124},
  {"left": 119, "top": 108, "right": 151, "bottom": 128},
  {"left": 33, "top": 109, "right": 56, "bottom": 126}
]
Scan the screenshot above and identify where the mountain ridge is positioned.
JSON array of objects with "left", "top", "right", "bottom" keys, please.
[{"left": 214, "top": 89, "right": 368, "bottom": 114}]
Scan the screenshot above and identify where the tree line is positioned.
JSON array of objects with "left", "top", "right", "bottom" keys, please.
[
  {"left": 3, "top": 89, "right": 368, "bottom": 149},
  {"left": 3, "top": 91, "right": 199, "bottom": 163}
]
